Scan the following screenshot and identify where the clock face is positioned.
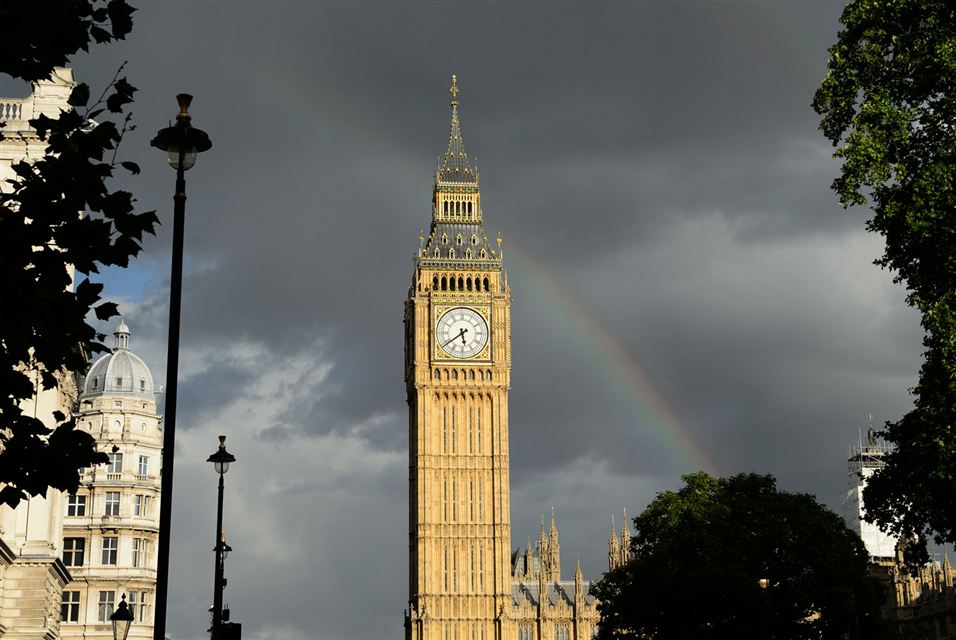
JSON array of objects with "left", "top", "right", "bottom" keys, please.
[{"left": 436, "top": 307, "right": 489, "bottom": 359}]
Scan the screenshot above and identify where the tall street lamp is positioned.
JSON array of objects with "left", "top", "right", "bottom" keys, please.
[
  {"left": 208, "top": 435, "right": 236, "bottom": 640},
  {"left": 150, "top": 94, "right": 212, "bottom": 640},
  {"left": 111, "top": 594, "right": 134, "bottom": 640}
]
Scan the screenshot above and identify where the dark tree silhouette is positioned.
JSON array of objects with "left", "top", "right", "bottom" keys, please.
[
  {"left": 0, "top": 0, "right": 156, "bottom": 507},
  {"left": 591, "top": 473, "right": 884, "bottom": 640}
]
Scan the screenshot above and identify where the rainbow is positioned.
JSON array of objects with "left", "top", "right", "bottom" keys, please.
[{"left": 506, "top": 241, "right": 718, "bottom": 476}]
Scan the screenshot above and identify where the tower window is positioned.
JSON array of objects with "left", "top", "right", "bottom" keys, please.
[
  {"left": 458, "top": 276, "right": 464, "bottom": 290},
  {"left": 441, "top": 276, "right": 447, "bottom": 290},
  {"left": 483, "top": 277, "right": 490, "bottom": 292},
  {"left": 443, "top": 201, "right": 448, "bottom": 213},
  {"left": 434, "top": 248, "right": 440, "bottom": 257},
  {"left": 480, "top": 249, "right": 487, "bottom": 259},
  {"left": 433, "top": 275, "right": 439, "bottom": 290},
  {"left": 471, "top": 235, "right": 478, "bottom": 245},
  {"left": 441, "top": 234, "right": 448, "bottom": 244},
  {"left": 449, "top": 249, "right": 456, "bottom": 260},
  {"left": 468, "top": 202, "right": 473, "bottom": 214},
  {"left": 465, "top": 249, "right": 473, "bottom": 260},
  {"left": 451, "top": 370, "right": 458, "bottom": 380},
  {"left": 456, "top": 234, "right": 462, "bottom": 246}
]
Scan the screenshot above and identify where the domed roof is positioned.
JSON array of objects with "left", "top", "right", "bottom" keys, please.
[{"left": 82, "top": 320, "right": 155, "bottom": 399}]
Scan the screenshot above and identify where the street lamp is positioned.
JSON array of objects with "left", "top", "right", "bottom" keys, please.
[
  {"left": 111, "top": 594, "right": 134, "bottom": 640},
  {"left": 757, "top": 577, "right": 770, "bottom": 640},
  {"left": 150, "top": 94, "right": 212, "bottom": 640},
  {"left": 208, "top": 435, "right": 236, "bottom": 640}
]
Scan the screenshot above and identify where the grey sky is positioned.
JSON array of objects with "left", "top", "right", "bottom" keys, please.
[{"left": 32, "top": 1, "right": 928, "bottom": 639}]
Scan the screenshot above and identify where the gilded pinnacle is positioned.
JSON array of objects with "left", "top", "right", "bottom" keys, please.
[{"left": 450, "top": 74, "right": 460, "bottom": 105}]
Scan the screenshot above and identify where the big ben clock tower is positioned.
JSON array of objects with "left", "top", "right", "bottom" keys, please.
[{"left": 405, "top": 76, "right": 512, "bottom": 640}]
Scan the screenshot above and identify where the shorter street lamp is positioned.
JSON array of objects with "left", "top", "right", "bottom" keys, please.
[
  {"left": 111, "top": 594, "right": 134, "bottom": 640},
  {"left": 757, "top": 578, "right": 770, "bottom": 640},
  {"left": 208, "top": 436, "right": 236, "bottom": 640}
]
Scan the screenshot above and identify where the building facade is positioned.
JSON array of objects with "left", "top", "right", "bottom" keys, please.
[
  {"left": 842, "top": 427, "right": 956, "bottom": 638},
  {"left": 63, "top": 322, "right": 161, "bottom": 640},
  {"left": 404, "top": 77, "right": 598, "bottom": 640},
  {"left": 0, "top": 68, "right": 77, "bottom": 640}
]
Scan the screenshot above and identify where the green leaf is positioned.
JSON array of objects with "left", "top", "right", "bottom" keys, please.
[{"left": 67, "top": 83, "right": 90, "bottom": 107}]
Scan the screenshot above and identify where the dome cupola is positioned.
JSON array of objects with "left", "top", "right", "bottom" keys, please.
[{"left": 82, "top": 320, "right": 155, "bottom": 399}]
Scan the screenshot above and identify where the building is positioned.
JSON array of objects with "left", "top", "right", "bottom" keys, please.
[
  {"left": 842, "top": 425, "right": 896, "bottom": 559},
  {"left": 404, "top": 77, "right": 599, "bottom": 640},
  {"left": 0, "top": 68, "right": 77, "bottom": 640},
  {"left": 63, "top": 321, "right": 161, "bottom": 640},
  {"left": 842, "top": 427, "right": 956, "bottom": 638}
]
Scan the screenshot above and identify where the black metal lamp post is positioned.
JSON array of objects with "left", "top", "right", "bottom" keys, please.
[
  {"left": 111, "top": 594, "right": 134, "bottom": 640},
  {"left": 150, "top": 95, "right": 212, "bottom": 640},
  {"left": 208, "top": 436, "right": 236, "bottom": 640},
  {"left": 758, "top": 577, "right": 770, "bottom": 640}
]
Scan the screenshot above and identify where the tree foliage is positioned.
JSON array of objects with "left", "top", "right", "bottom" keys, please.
[
  {"left": 591, "top": 473, "right": 884, "bottom": 640},
  {"left": 0, "top": 1, "right": 155, "bottom": 507},
  {"left": 812, "top": 1, "right": 956, "bottom": 560}
]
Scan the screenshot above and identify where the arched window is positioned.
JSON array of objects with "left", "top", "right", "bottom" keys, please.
[
  {"left": 466, "top": 275, "right": 473, "bottom": 290},
  {"left": 471, "top": 235, "right": 478, "bottom": 245},
  {"left": 483, "top": 277, "right": 490, "bottom": 291},
  {"left": 434, "top": 248, "right": 440, "bottom": 257},
  {"left": 452, "top": 370, "right": 458, "bottom": 380},
  {"left": 449, "top": 248, "right": 456, "bottom": 260},
  {"left": 468, "top": 202, "right": 473, "bottom": 214},
  {"left": 435, "top": 369, "right": 441, "bottom": 380},
  {"left": 441, "top": 276, "right": 447, "bottom": 290},
  {"left": 469, "top": 370, "right": 475, "bottom": 380},
  {"left": 480, "top": 249, "right": 487, "bottom": 259},
  {"left": 443, "top": 201, "right": 448, "bottom": 213},
  {"left": 458, "top": 276, "right": 464, "bottom": 290},
  {"left": 456, "top": 234, "right": 462, "bottom": 245},
  {"left": 433, "top": 275, "right": 439, "bottom": 290},
  {"left": 465, "top": 249, "right": 472, "bottom": 260},
  {"left": 441, "top": 234, "right": 448, "bottom": 244}
]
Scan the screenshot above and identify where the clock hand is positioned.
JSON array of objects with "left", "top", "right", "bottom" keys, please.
[{"left": 441, "top": 327, "right": 468, "bottom": 347}]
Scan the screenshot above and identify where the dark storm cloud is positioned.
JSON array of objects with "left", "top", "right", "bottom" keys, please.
[{"left": 56, "top": 1, "right": 928, "bottom": 639}]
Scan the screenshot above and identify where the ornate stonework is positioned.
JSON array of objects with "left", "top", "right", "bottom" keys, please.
[{"left": 405, "top": 78, "right": 599, "bottom": 640}]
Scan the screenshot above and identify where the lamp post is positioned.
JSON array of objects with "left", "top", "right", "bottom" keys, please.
[
  {"left": 757, "top": 578, "right": 769, "bottom": 640},
  {"left": 111, "top": 594, "right": 134, "bottom": 640},
  {"left": 208, "top": 435, "right": 236, "bottom": 640},
  {"left": 150, "top": 95, "right": 212, "bottom": 640}
]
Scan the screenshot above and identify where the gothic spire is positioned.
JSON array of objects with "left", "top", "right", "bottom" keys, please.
[{"left": 437, "top": 74, "right": 477, "bottom": 184}]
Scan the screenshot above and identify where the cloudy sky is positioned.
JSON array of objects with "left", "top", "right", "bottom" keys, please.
[{"left": 16, "top": 1, "right": 933, "bottom": 638}]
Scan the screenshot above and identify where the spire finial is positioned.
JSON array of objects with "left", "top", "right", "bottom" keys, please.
[{"left": 450, "top": 74, "right": 460, "bottom": 105}]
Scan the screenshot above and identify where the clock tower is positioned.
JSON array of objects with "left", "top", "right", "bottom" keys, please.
[{"left": 405, "top": 76, "right": 512, "bottom": 640}]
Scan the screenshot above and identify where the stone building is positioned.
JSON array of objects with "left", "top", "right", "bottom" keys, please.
[
  {"left": 62, "top": 321, "right": 161, "bottom": 640},
  {"left": 842, "top": 427, "right": 956, "bottom": 639},
  {"left": 404, "top": 77, "right": 599, "bottom": 640},
  {"left": 0, "top": 72, "right": 161, "bottom": 640},
  {"left": 0, "top": 67, "right": 77, "bottom": 640}
]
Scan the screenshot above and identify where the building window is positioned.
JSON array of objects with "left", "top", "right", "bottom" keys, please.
[
  {"left": 138, "top": 455, "right": 149, "bottom": 476},
  {"left": 107, "top": 452, "right": 123, "bottom": 474},
  {"left": 63, "top": 537, "right": 85, "bottom": 567},
  {"left": 102, "top": 537, "right": 118, "bottom": 565},
  {"left": 115, "top": 377, "right": 123, "bottom": 387},
  {"left": 67, "top": 494, "right": 86, "bottom": 517},
  {"left": 132, "top": 538, "right": 149, "bottom": 568},
  {"left": 134, "top": 494, "right": 151, "bottom": 517},
  {"left": 113, "top": 400, "right": 122, "bottom": 408},
  {"left": 554, "top": 625, "right": 569, "bottom": 640},
  {"left": 97, "top": 591, "right": 115, "bottom": 623},
  {"left": 61, "top": 591, "right": 81, "bottom": 623},
  {"left": 105, "top": 491, "right": 120, "bottom": 516},
  {"left": 128, "top": 591, "right": 149, "bottom": 623},
  {"left": 139, "top": 379, "right": 146, "bottom": 391}
]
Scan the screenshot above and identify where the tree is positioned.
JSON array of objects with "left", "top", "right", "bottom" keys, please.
[
  {"left": 812, "top": 2, "right": 956, "bottom": 563},
  {"left": 0, "top": 1, "right": 156, "bottom": 507},
  {"left": 591, "top": 473, "right": 884, "bottom": 640}
]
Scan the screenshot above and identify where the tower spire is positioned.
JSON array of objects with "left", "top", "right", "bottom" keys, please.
[{"left": 437, "top": 74, "right": 476, "bottom": 185}]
